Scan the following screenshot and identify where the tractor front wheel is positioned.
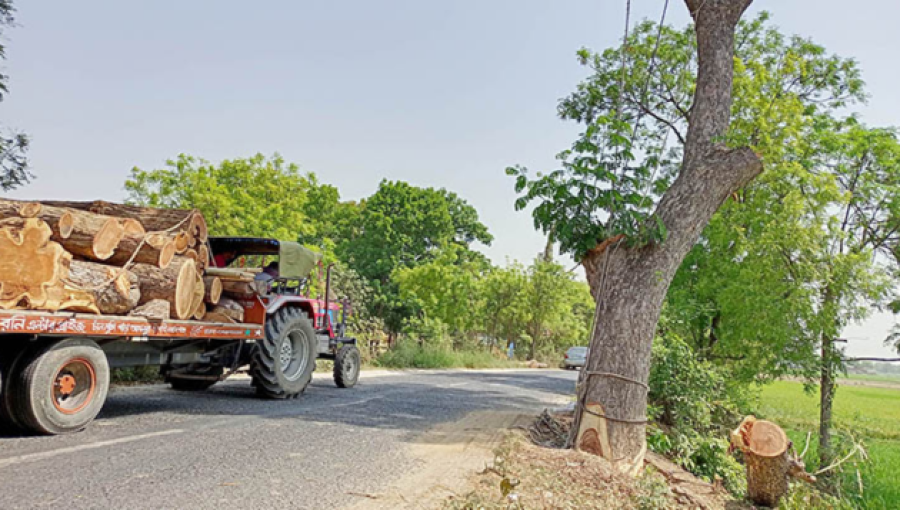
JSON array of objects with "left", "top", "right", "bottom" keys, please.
[
  {"left": 333, "top": 344, "right": 360, "bottom": 388},
  {"left": 251, "top": 307, "right": 317, "bottom": 399}
]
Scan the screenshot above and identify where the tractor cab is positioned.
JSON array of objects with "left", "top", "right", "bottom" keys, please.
[{"left": 207, "top": 237, "right": 360, "bottom": 390}]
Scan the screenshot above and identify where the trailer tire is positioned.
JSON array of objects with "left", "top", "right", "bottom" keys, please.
[
  {"left": 252, "top": 307, "right": 317, "bottom": 399},
  {"left": 333, "top": 344, "right": 360, "bottom": 388},
  {"left": 168, "top": 365, "right": 223, "bottom": 391},
  {"left": 0, "top": 342, "right": 36, "bottom": 433},
  {"left": 11, "top": 338, "right": 109, "bottom": 435}
]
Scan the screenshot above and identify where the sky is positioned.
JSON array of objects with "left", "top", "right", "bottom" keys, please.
[{"left": 2, "top": 0, "right": 899, "bottom": 358}]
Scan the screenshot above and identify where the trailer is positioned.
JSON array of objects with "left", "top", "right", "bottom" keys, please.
[{"left": 0, "top": 237, "right": 361, "bottom": 435}]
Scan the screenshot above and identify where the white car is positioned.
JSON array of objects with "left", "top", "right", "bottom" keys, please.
[{"left": 561, "top": 346, "right": 588, "bottom": 370}]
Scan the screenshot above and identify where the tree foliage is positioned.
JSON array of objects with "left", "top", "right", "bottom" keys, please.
[
  {"left": 0, "top": 0, "right": 31, "bottom": 191},
  {"left": 126, "top": 153, "right": 320, "bottom": 240}
]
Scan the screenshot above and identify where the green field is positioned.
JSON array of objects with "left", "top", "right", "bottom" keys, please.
[
  {"left": 845, "top": 373, "right": 900, "bottom": 384},
  {"left": 758, "top": 381, "right": 900, "bottom": 508}
]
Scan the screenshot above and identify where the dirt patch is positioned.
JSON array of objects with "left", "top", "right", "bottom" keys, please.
[{"left": 346, "top": 411, "right": 532, "bottom": 510}]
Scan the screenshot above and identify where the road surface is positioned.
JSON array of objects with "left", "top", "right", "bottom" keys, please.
[{"left": 0, "top": 369, "right": 577, "bottom": 510}]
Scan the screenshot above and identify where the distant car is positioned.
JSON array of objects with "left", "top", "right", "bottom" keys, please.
[{"left": 561, "top": 346, "right": 588, "bottom": 370}]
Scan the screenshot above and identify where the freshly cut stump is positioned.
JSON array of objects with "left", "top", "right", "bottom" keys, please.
[
  {"left": 131, "top": 257, "right": 197, "bottom": 320},
  {"left": 731, "top": 416, "right": 815, "bottom": 507}
]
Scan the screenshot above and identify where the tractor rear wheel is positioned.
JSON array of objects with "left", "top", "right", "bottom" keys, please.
[
  {"left": 167, "top": 365, "right": 224, "bottom": 391},
  {"left": 10, "top": 338, "right": 110, "bottom": 435},
  {"left": 251, "top": 307, "right": 317, "bottom": 399},
  {"left": 333, "top": 344, "right": 360, "bottom": 388}
]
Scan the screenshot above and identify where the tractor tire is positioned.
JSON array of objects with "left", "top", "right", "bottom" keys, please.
[
  {"left": 11, "top": 338, "right": 110, "bottom": 435},
  {"left": 251, "top": 307, "right": 317, "bottom": 399},
  {"left": 168, "top": 365, "right": 224, "bottom": 391},
  {"left": 333, "top": 344, "right": 360, "bottom": 389}
]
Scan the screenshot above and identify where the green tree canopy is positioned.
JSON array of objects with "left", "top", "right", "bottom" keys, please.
[
  {"left": 126, "top": 153, "right": 321, "bottom": 241},
  {"left": 0, "top": 1, "right": 30, "bottom": 191}
]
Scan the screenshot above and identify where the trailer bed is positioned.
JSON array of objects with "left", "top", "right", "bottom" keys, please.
[{"left": 0, "top": 309, "right": 263, "bottom": 341}]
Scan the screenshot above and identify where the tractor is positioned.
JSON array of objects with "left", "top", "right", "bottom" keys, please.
[{"left": 164, "top": 237, "right": 361, "bottom": 397}]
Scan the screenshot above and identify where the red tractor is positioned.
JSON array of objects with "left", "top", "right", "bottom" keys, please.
[{"left": 165, "top": 237, "right": 361, "bottom": 397}]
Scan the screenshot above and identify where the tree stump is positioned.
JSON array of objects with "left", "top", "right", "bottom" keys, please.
[{"left": 730, "top": 416, "right": 815, "bottom": 507}]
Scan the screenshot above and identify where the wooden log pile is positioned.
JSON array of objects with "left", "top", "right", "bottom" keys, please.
[{"left": 0, "top": 199, "right": 247, "bottom": 323}]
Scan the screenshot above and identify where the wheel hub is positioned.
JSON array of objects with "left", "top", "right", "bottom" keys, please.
[
  {"left": 56, "top": 374, "right": 77, "bottom": 395},
  {"left": 280, "top": 341, "right": 293, "bottom": 368}
]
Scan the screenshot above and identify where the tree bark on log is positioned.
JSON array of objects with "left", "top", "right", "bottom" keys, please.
[
  {"left": 0, "top": 200, "right": 74, "bottom": 239},
  {"left": 43, "top": 200, "right": 207, "bottom": 243},
  {"left": 128, "top": 299, "right": 171, "bottom": 320},
  {"left": 570, "top": 0, "right": 763, "bottom": 474},
  {"left": 64, "top": 260, "right": 140, "bottom": 314},
  {"left": 731, "top": 416, "right": 815, "bottom": 507},
  {"left": 105, "top": 231, "right": 176, "bottom": 269},
  {"left": 0, "top": 219, "right": 72, "bottom": 309},
  {"left": 131, "top": 257, "right": 197, "bottom": 319},
  {"left": 210, "top": 297, "right": 244, "bottom": 322}
]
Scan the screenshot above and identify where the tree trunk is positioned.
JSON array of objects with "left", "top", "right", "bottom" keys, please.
[
  {"left": 819, "top": 336, "right": 837, "bottom": 467},
  {"left": 64, "top": 260, "right": 140, "bottom": 314},
  {"left": 129, "top": 299, "right": 171, "bottom": 320},
  {"left": 131, "top": 257, "right": 197, "bottom": 319},
  {"left": 570, "top": 0, "right": 762, "bottom": 474},
  {"left": 0, "top": 200, "right": 74, "bottom": 239},
  {"left": 0, "top": 219, "right": 72, "bottom": 309},
  {"left": 0, "top": 199, "right": 124, "bottom": 261}
]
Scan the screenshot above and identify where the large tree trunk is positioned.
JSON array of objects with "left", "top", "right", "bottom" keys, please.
[
  {"left": 131, "top": 257, "right": 198, "bottom": 319},
  {"left": 105, "top": 232, "right": 176, "bottom": 269},
  {"left": 570, "top": 0, "right": 762, "bottom": 474}
]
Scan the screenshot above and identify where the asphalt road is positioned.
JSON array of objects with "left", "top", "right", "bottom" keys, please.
[{"left": 0, "top": 369, "right": 577, "bottom": 510}]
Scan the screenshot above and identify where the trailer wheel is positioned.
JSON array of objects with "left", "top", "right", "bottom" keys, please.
[
  {"left": 252, "top": 307, "right": 317, "bottom": 399},
  {"left": 167, "top": 365, "right": 223, "bottom": 391},
  {"left": 11, "top": 338, "right": 109, "bottom": 435},
  {"left": 333, "top": 344, "right": 360, "bottom": 388},
  {"left": 0, "top": 342, "right": 38, "bottom": 433}
]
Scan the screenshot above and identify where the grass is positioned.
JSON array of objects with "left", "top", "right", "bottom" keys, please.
[
  {"left": 845, "top": 373, "right": 900, "bottom": 384},
  {"left": 375, "top": 342, "right": 523, "bottom": 370},
  {"left": 758, "top": 381, "right": 900, "bottom": 509}
]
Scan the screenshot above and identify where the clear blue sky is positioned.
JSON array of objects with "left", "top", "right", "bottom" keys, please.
[{"left": 2, "top": 0, "right": 898, "bottom": 357}]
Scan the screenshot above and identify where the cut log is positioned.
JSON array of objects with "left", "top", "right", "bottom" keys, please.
[
  {"left": 131, "top": 257, "right": 197, "bottom": 320},
  {"left": 0, "top": 200, "right": 125, "bottom": 261},
  {"left": 202, "top": 311, "right": 236, "bottom": 324},
  {"left": 128, "top": 299, "right": 171, "bottom": 320},
  {"left": 210, "top": 297, "right": 244, "bottom": 322},
  {"left": 0, "top": 219, "right": 72, "bottom": 308},
  {"left": 730, "top": 416, "right": 815, "bottom": 507},
  {"left": 189, "top": 272, "right": 206, "bottom": 320},
  {"left": 0, "top": 200, "right": 75, "bottom": 240},
  {"left": 43, "top": 200, "right": 207, "bottom": 242},
  {"left": 64, "top": 260, "right": 140, "bottom": 314},
  {"left": 197, "top": 244, "right": 209, "bottom": 269},
  {"left": 205, "top": 267, "right": 256, "bottom": 281},
  {"left": 105, "top": 231, "right": 176, "bottom": 269},
  {"left": 221, "top": 280, "right": 257, "bottom": 297},
  {"left": 30, "top": 283, "right": 99, "bottom": 314},
  {"left": 121, "top": 218, "right": 145, "bottom": 236},
  {"left": 204, "top": 276, "right": 222, "bottom": 305},
  {"left": 174, "top": 231, "right": 190, "bottom": 254}
]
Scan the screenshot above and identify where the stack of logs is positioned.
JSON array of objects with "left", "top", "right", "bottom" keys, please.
[{"left": 0, "top": 199, "right": 247, "bottom": 323}]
